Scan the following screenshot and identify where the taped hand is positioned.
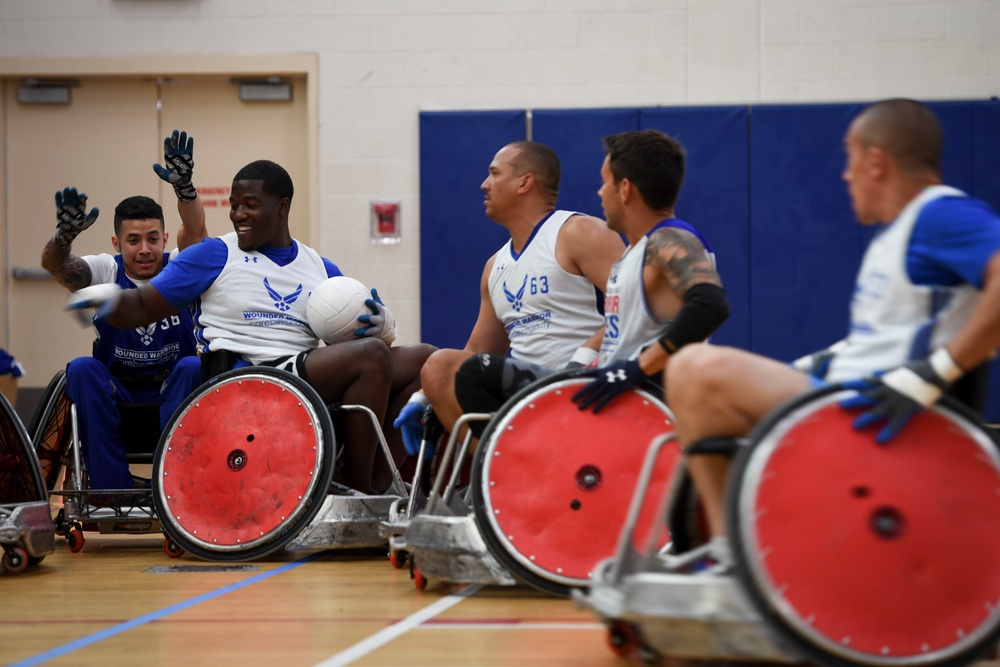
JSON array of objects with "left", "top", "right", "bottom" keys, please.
[
  {"left": 65, "top": 283, "right": 122, "bottom": 325},
  {"left": 840, "top": 349, "right": 962, "bottom": 444},
  {"left": 393, "top": 391, "right": 432, "bottom": 458},
  {"left": 355, "top": 288, "right": 397, "bottom": 345}
]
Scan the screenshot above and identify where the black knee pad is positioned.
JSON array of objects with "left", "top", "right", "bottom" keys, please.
[{"left": 455, "top": 354, "right": 507, "bottom": 437}]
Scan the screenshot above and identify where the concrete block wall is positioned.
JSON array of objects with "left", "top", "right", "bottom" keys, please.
[{"left": 0, "top": 0, "right": 998, "bottom": 344}]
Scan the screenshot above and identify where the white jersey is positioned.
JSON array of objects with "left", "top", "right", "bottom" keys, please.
[
  {"left": 195, "top": 233, "right": 325, "bottom": 365},
  {"left": 599, "top": 235, "right": 665, "bottom": 366},
  {"left": 488, "top": 210, "right": 604, "bottom": 368},
  {"left": 827, "top": 185, "right": 979, "bottom": 382}
]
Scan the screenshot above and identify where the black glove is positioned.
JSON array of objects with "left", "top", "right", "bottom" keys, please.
[
  {"left": 153, "top": 130, "right": 197, "bottom": 202},
  {"left": 840, "top": 349, "right": 963, "bottom": 444},
  {"left": 53, "top": 187, "right": 99, "bottom": 247},
  {"left": 572, "top": 358, "right": 649, "bottom": 414}
]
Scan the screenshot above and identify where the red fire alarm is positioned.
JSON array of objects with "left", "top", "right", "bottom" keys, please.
[{"left": 370, "top": 199, "right": 402, "bottom": 245}]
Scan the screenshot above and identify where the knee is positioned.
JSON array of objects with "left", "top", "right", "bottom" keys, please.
[
  {"left": 421, "top": 349, "right": 468, "bottom": 400},
  {"left": 355, "top": 337, "right": 392, "bottom": 378},
  {"left": 65, "top": 357, "right": 109, "bottom": 392},
  {"left": 668, "top": 344, "right": 732, "bottom": 399}
]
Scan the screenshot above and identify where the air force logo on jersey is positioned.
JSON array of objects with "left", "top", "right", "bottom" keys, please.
[
  {"left": 264, "top": 277, "right": 303, "bottom": 312},
  {"left": 136, "top": 323, "right": 157, "bottom": 346},
  {"left": 503, "top": 276, "right": 527, "bottom": 312}
]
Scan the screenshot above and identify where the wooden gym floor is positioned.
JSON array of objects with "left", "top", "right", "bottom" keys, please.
[{"left": 5, "top": 530, "right": 1000, "bottom": 667}]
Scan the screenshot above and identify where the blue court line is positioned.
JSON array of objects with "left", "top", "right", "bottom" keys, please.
[{"left": 10, "top": 553, "right": 324, "bottom": 667}]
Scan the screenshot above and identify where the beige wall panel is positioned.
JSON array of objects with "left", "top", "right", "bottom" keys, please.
[
  {"left": 6, "top": 78, "right": 159, "bottom": 387},
  {"left": 158, "top": 76, "right": 311, "bottom": 244}
]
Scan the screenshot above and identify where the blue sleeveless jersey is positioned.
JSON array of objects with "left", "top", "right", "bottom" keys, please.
[{"left": 91, "top": 253, "right": 197, "bottom": 382}]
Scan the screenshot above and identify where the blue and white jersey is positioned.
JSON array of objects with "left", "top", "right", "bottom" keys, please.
[
  {"left": 600, "top": 218, "right": 714, "bottom": 366},
  {"left": 488, "top": 210, "right": 604, "bottom": 368},
  {"left": 152, "top": 234, "right": 342, "bottom": 365},
  {"left": 827, "top": 186, "right": 1000, "bottom": 381},
  {"left": 87, "top": 252, "right": 197, "bottom": 381}
]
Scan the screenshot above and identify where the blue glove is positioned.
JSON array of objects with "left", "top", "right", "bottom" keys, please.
[
  {"left": 355, "top": 288, "right": 397, "bottom": 344},
  {"left": 572, "top": 358, "right": 648, "bottom": 414},
  {"left": 66, "top": 283, "right": 123, "bottom": 325},
  {"left": 53, "top": 187, "right": 99, "bottom": 247},
  {"left": 393, "top": 391, "right": 434, "bottom": 458},
  {"left": 840, "top": 349, "right": 962, "bottom": 444},
  {"left": 153, "top": 130, "right": 197, "bottom": 202}
]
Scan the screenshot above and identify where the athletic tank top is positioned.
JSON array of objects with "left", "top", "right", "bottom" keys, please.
[
  {"left": 827, "top": 185, "right": 979, "bottom": 381},
  {"left": 194, "top": 233, "right": 327, "bottom": 364},
  {"left": 599, "top": 218, "right": 715, "bottom": 366},
  {"left": 488, "top": 210, "right": 604, "bottom": 368}
]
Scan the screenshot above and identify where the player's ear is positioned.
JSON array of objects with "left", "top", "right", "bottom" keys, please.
[
  {"left": 111, "top": 235, "right": 121, "bottom": 253},
  {"left": 517, "top": 172, "right": 534, "bottom": 194},
  {"left": 162, "top": 231, "right": 169, "bottom": 247}
]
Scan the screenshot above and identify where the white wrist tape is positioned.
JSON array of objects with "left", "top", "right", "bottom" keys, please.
[
  {"left": 569, "top": 346, "right": 599, "bottom": 368},
  {"left": 929, "top": 347, "right": 964, "bottom": 383},
  {"left": 881, "top": 367, "right": 943, "bottom": 407},
  {"left": 407, "top": 390, "right": 429, "bottom": 409}
]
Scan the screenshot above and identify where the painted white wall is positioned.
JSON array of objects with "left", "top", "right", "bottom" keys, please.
[{"left": 1, "top": 0, "right": 998, "bottom": 344}]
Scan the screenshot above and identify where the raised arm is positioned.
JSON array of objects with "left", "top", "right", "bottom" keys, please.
[
  {"left": 153, "top": 130, "right": 206, "bottom": 251},
  {"left": 41, "top": 188, "right": 100, "bottom": 291},
  {"left": 68, "top": 282, "right": 179, "bottom": 330}
]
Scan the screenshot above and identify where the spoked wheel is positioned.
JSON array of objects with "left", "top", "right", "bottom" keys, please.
[
  {"left": 27, "top": 372, "right": 73, "bottom": 492},
  {"left": 153, "top": 368, "right": 336, "bottom": 562},
  {"left": 728, "top": 386, "right": 1000, "bottom": 667},
  {"left": 0, "top": 388, "right": 47, "bottom": 505},
  {"left": 471, "top": 370, "right": 680, "bottom": 597}
]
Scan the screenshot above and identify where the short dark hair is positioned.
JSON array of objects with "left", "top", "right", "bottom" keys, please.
[
  {"left": 854, "top": 98, "right": 942, "bottom": 174},
  {"left": 233, "top": 160, "right": 295, "bottom": 201},
  {"left": 602, "top": 130, "right": 686, "bottom": 211},
  {"left": 506, "top": 141, "right": 560, "bottom": 203},
  {"left": 113, "top": 195, "right": 164, "bottom": 236}
]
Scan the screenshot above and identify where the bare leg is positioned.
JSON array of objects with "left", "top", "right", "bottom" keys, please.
[
  {"left": 303, "top": 338, "right": 391, "bottom": 494},
  {"left": 372, "top": 343, "right": 436, "bottom": 490},
  {"left": 666, "top": 343, "right": 812, "bottom": 537}
]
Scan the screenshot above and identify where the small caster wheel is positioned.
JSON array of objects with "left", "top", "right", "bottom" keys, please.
[
  {"left": 28, "top": 555, "right": 45, "bottom": 566},
  {"left": 67, "top": 527, "right": 85, "bottom": 553},
  {"left": 413, "top": 566, "right": 428, "bottom": 591},
  {"left": 638, "top": 643, "right": 661, "bottom": 666},
  {"left": 163, "top": 539, "right": 184, "bottom": 558},
  {"left": 2, "top": 546, "right": 29, "bottom": 575},
  {"left": 606, "top": 621, "right": 636, "bottom": 658},
  {"left": 389, "top": 550, "right": 407, "bottom": 570}
]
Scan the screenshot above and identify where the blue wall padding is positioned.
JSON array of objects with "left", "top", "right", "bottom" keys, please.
[
  {"left": 974, "top": 100, "right": 1000, "bottom": 422},
  {"left": 419, "top": 100, "right": 1000, "bottom": 420},
  {"left": 641, "top": 106, "right": 751, "bottom": 351},
  {"left": 419, "top": 110, "right": 525, "bottom": 349},
  {"left": 531, "top": 108, "right": 640, "bottom": 217},
  {"left": 748, "top": 103, "right": 865, "bottom": 363}
]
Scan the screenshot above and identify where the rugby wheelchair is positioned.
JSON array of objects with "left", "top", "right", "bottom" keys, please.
[
  {"left": 389, "top": 369, "right": 681, "bottom": 596},
  {"left": 576, "top": 385, "right": 1000, "bottom": 667},
  {"left": 0, "top": 390, "right": 54, "bottom": 574},
  {"left": 150, "top": 366, "right": 408, "bottom": 561},
  {"left": 31, "top": 370, "right": 173, "bottom": 554}
]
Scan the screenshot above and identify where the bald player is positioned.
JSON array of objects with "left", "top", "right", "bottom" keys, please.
[{"left": 664, "top": 98, "right": 1000, "bottom": 567}]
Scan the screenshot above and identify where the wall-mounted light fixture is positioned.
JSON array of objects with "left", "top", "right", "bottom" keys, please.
[
  {"left": 233, "top": 76, "right": 292, "bottom": 102},
  {"left": 17, "top": 78, "right": 79, "bottom": 105}
]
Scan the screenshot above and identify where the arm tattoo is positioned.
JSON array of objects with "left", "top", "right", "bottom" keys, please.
[
  {"left": 645, "top": 228, "right": 721, "bottom": 294},
  {"left": 44, "top": 241, "right": 93, "bottom": 291}
]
